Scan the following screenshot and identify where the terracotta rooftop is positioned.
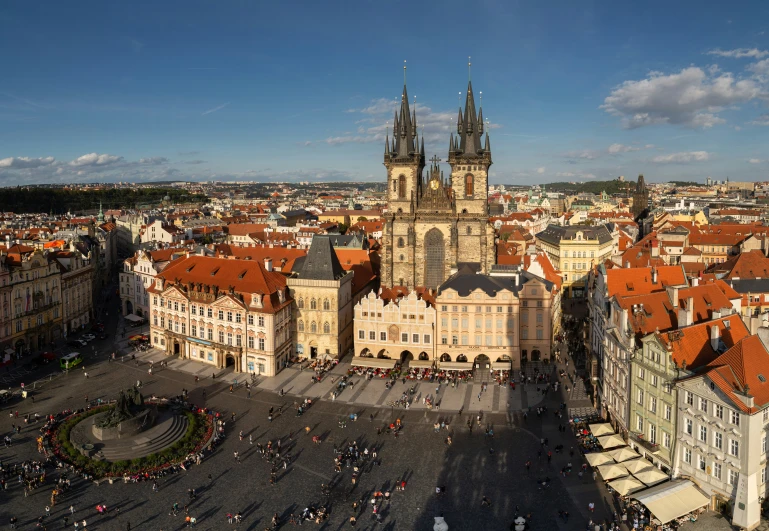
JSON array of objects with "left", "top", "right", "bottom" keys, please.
[
  {"left": 656, "top": 314, "right": 748, "bottom": 371},
  {"left": 606, "top": 265, "right": 687, "bottom": 297},
  {"left": 701, "top": 334, "right": 769, "bottom": 413}
]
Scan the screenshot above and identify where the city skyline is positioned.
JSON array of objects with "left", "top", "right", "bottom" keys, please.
[{"left": 1, "top": 1, "right": 769, "bottom": 186}]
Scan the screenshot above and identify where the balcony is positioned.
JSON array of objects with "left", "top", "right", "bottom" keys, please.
[{"left": 629, "top": 431, "right": 659, "bottom": 452}]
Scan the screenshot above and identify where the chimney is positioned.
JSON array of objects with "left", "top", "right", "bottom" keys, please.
[
  {"left": 710, "top": 324, "right": 720, "bottom": 351},
  {"left": 625, "top": 261, "right": 630, "bottom": 269},
  {"left": 652, "top": 266, "right": 658, "bottom": 284},
  {"left": 651, "top": 241, "right": 660, "bottom": 258},
  {"left": 691, "top": 277, "right": 699, "bottom": 287},
  {"left": 686, "top": 296, "right": 694, "bottom": 325},
  {"left": 264, "top": 257, "right": 273, "bottom": 272},
  {"left": 668, "top": 286, "right": 679, "bottom": 308}
]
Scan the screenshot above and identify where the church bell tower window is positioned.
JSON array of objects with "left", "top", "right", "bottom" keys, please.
[
  {"left": 465, "top": 174, "right": 474, "bottom": 197},
  {"left": 398, "top": 175, "right": 406, "bottom": 199}
]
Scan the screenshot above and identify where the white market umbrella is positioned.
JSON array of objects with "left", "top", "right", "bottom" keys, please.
[
  {"left": 589, "top": 423, "right": 615, "bottom": 437},
  {"left": 623, "top": 458, "right": 654, "bottom": 474},
  {"left": 585, "top": 452, "right": 615, "bottom": 467},
  {"left": 597, "top": 434, "right": 626, "bottom": 449},
  {"left": 597, "top": 462, "right": 629, "bottom": 480},
  {"left": 608, "top": 476, "right": 645, "bottom": 496},
  {"left": 608, "top": 446, "right": 640, "bottom": 463},
  {"left": 634, "top": 466, "right": 669, "bottom": 486}
]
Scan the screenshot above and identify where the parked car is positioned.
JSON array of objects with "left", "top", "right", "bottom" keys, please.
[
  {"left": 67, "top": 339, "right": 87, "bottom": 348},
  {"left": 82, "top": 334, "right": 96, "bottom": 342}
]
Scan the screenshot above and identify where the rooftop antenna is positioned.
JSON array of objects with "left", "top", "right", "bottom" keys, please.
[{"left": 468, "top": 56, "right": 472, "bottom": 82}]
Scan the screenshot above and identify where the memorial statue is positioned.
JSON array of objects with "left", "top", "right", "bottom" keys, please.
[{"left": 95, "top": 387, "right": 144, "bottom": 428}]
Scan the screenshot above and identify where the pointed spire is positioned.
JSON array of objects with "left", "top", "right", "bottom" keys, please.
[
  {"left": 420, "top": 135, "right": 425, "bottom": 156},
  {"left": 449, "top": 132, "right": 454, "bottom": 153},
  {"left": 457, "top": 107, "right": 463, "bottom": 134},
  {"left": 477, "top": 107, "right": 484, "bottom": 135},
  {"left": 484, "top": 131, "right": 490, "bottom": 152},
  {"left": 457, "top": 80, "right": 482, "bottom": 157},
  {"left": 385, "top": 134, "right": 390, "bottom": 155}
]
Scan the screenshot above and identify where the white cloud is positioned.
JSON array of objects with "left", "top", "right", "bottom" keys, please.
[
  {"left": 563, "top": 150, "right": 599, "bottom": 161},
  {"left": 555, "top": 171, "right": 597, "bottom": 180},
  {"left": 707, "top": 48, "right": 769, "bottom": 59},
  {"left": 607, "top": 143, "right": 639, "bottom": 154},
  {"left": 536, "top": 167, "right": 545, "bottom": 174},
  {"left": 69, "top": 153, "right": 124, "bottom": 167},
  {"left": 0, "top": 156, "right": 55, "bottom": 169},
  {"left": 652, "top": 151, "right": 710, "bottom": 163},
  {"left": 201, "top": 102, "right": 229, "bottom": 116},
  {"left": 555, "top": 172, "right": 576, "bottom": 178},
  {"left": 601, "top": 67, "right": 764, "bottom": 129},
  {"left": 749, "top": 158, "right": 763, "bottom": 164},
  {"left": 751, "top": 113, "right": 769, "bottom": 126},
  {"left": 139, "top": 157, "right": 169, "bottom": 165},
  {"left": 749, "top": 59, "right": 769, "bottom": 77}
]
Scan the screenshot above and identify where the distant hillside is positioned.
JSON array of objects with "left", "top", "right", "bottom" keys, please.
[
  {"left": 0, "top": 188, "right": 207, "bottom": 214},
  {"left": 543, "top": 180, "right": 633, "bottom": 195}
]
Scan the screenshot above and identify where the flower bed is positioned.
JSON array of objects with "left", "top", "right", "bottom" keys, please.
[{"left": 49, "top": 402, "right": 213, "bottom": 479}]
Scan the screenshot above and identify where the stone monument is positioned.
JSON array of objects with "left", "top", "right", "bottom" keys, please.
[{"left": 91, "top": 387, "right": 155, "bottom": 441}]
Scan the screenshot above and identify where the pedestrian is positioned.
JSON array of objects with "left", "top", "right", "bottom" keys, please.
[
  {"left": 70, "top": 505, "right": 75, "bottom": 515},
  {"left": 588, "top": 502, "right": 595, "bottom": 512},
  {"left": 481, "top": 495, "right": 492, "bottom": 507}
]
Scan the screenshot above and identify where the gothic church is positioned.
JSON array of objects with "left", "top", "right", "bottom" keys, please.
[{"left": 381, "top": 77, "right": 496, "bottom": 289}]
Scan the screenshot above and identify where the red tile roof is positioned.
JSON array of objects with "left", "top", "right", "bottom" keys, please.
[
  {"left": 702, "top": 334, "right": 769, "bottom": 412},
  {"left": 606, "top": 265, "right": 687, "bottom": 297},
  {"left": 656, "top": 314, "right": 748, "bottom": 370},
  {"left": 706, "top": 250, "right": 769, "bottom": 279}
]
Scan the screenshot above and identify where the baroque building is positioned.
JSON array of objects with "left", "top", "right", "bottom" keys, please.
[{"left": 381, "top": 77, "right": 495, "bottom": 290}]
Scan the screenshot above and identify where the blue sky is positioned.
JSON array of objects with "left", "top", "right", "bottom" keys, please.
[{"left": 1, "top": 0, "right": 768, "bottom": 186}]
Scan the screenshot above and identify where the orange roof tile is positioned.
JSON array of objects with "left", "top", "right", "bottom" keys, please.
[
  {"left": 656, "top": 314, "right": 748, "bottom": 370},
  {"left": 606, "top": 265, "right": 687, "bottom": 297},
  {"left": 702, "top": 334, "right": 769, "bottom": 412}
]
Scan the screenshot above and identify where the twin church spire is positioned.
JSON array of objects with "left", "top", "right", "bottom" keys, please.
[{"left": 385, "top": 67, "right": 491, "bottom": 162}]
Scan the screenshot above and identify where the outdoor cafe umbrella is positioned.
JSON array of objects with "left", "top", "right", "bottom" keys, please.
[
  {"left": 597, "top": 462, "right": 629, "bottom": 480},
  {"left": 633, "top": 466, "right": 669, "bottom": 486},
  {"left": 607, "top": 446, "right": 640, "bottom": 463},
  {"left": 608, "top": 476, "right": 645, "bottom": 496},
  {"left": 597, "top": 434, "right": 626, "bottom": 449},
  {"left": 589, "top": 422, "right": 615, "bottom": 437},
  {"left": 585, "top": 452, "right": 615, "bottom": 467},
  {"left": 623, "top": 458, "right": 654, "bottom": 475}
]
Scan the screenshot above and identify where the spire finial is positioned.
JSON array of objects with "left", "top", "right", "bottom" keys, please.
[
  {"left": 468, "top": 56, "right": 472, "bottom": 82},
  {"left": 480, "top": 91, "right": 482, "bottom": 108},
  {"left": 403, "top": 60, "right": 407, "bottom": 85}
]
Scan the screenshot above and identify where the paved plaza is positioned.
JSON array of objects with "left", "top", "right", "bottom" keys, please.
[{"left": 0, "top": 307, "right": 733, "bottom": 530}]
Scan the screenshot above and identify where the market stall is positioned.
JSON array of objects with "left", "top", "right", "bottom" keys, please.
[
  {"left": 622, "top": 458, "right": 654, "bottom": 474},
  {"left": 407, "top": 360, "right": 434, "bottom": 369},
  {"left": 630, "top": 480, "right": 709, "bottom": 525}
]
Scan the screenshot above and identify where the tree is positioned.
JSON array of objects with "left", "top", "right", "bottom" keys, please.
[
  {"left": 357, "top": 216, "right": 368, "bottom": 222},
  {"left": 337, "top": 223, "right": 349, "bottom": 234}
]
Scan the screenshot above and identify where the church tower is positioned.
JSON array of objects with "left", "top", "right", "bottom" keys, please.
[
  {"left": 381, "top": 67, "right": 495, "bottom": 290},
  {"left": 448, "top": 80, "right": 494, "bottom": 275}
]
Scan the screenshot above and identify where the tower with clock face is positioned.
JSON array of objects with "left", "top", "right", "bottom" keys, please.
[{"left": 381, "top": 75, "right": 495, "bottom": 290}]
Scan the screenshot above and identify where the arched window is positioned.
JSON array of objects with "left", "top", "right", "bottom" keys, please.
[
  {"left": 398, "top": 175, "right": 406, "bottom": 199},
  {"left": 323, "top": 299, "right": 330, "bottom": 310},
  {"left": 465, "top": 174, "right": 474, "bottom": 197},
  {"left": 310, "top": 322, "right": 317, "bottom": 333},
  {"left": 466, "top": 226, "right": 472, "bottom": 235},
  {"left": 298, "top": 320, "right": 304, "bottom": 332},
  {"left": 323, "top": 322, "right": 330, "bottom": 334},
  {"left": 397, "top": 237, "right": 405, "bottom": 248},
  {"left": 298, "top": 298, "right": 304, "bottom": 309},
  {"left": 310, "top": 299, "right": 317, "bottom": 310}
]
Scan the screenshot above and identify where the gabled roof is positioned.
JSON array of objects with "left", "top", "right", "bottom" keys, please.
[
  {"left": 605, "top": 265, "right": 687, "bottom": 297},
  {"left": 706, "top": 249, "right": 769, "bottom": 279},
  {"left": 656, "top": 314, "right": 748, "bottom": 370},
  {"left": 295, "top": 235, "right": 346, "bottom": 281},
  {"left": 701, "top": 334, "right": 769, "bottom": 413}
]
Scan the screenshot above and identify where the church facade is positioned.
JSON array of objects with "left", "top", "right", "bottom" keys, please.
[{"left": 380, "top": 79, "right": 496, "bottom": 290}]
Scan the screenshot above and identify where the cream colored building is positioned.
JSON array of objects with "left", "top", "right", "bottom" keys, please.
[
  {"left": 536, "top": 224, "right": 614, "bottom": 298},
  {"left": 353, "top": 288, "right": 436, "bottom": 368},
  {"left": 290, "top": 236, "right": 355, "bottom": 360},
  {"left": 147, "top": 255, "right": 294, "bottom": 376}
]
